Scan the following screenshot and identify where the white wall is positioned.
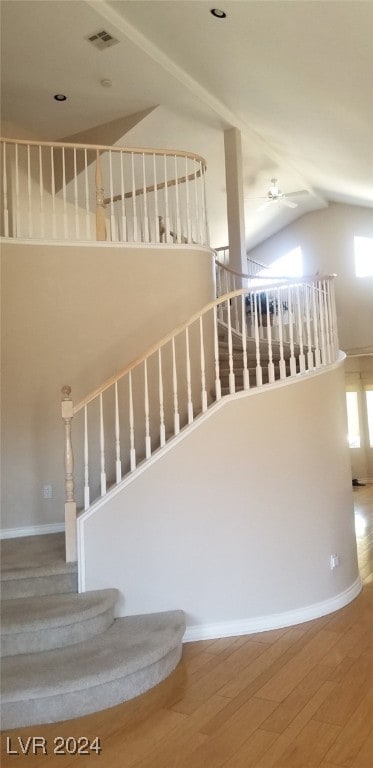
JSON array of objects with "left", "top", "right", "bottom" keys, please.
[
  {"left": 1, "top": 242, "right": 215, "bottom": 530},
  {"left": 247, "top": 203, "right": 373, "bottom": 353},
  {"left": 81, "top": 360, "right": 360, "bottom": 638}
]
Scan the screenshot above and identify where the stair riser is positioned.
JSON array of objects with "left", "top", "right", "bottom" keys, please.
[
  {"left": 0, "top": 572, "right": 78, "bottom": 600},
  {"left": 1, "top": 607, "right": 116, "bottom": 658},
  {"left": 1, "top": 642, "right": 183, "bottom": 729}
]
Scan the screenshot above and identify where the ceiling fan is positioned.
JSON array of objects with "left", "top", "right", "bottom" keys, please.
[{"left": 255, "top": 179, "right": 309, "bottom": 212}]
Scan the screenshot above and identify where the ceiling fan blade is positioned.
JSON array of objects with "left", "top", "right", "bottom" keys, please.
[
  {"left": 282, "top": 198, "right": 298, "bottom": 209},
  {"left": 256, "top": 200, "right": 272, "bottom": 212},
  {"left": 285, "top": 190, "right": 309, "bottom": 198}
]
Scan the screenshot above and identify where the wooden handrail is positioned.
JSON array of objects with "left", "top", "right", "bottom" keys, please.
[
  {"left": 0, "top": 136, "right": 207, "bottom": 167},
  {"left": 73, "top": 277, "right": 336, "bottom": 414},
  {"left": 215, "top": 258, "right": 336, "bottom": 284},
  {"left": 103, "top": 167, "right": 204, "bottom": 205}
]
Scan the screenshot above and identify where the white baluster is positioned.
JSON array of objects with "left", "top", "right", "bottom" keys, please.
[
  {"left": 254, "top": 293, "right": 263, "bottom": 386},
  {"left": 142, "top": 153, "right": 149, "bottom": 242},
  {"left": 99, "top": 393, "right": 106, "bottom": 495},
  {"left": 84, "top": 149, "right": 91, "bottom": 240},
  {"left": 304, "top": 284, "right": 314, "bottom": 370},
  {"left": 95, "top": 150, "right": 106, "bottom": 241},
  {"left": 84, "top": 405, "right": 90, "bottom": 510},
  {"left": 312, "top": 283, "right": 321, "bottom": 367},
  {"left": 296, "top": 285, "right": 306, "bottom": 373},
  {"left": 153, "top": 154, "right": 159, "bottom": 243},
  {"left": 227, "top": 298, "right": 236, "bottom": 394},
  {"left": 158, "top": 349, "right": 166, "bottom": 445},
  {"left": 61, "top": 386, "right": 77, "bottom": 563},
  {"left": 287, "top": 287, "right": 297, "bottom": 376},
  {"left": 330, "top": 279, "right": 339, "bottom": 357},
  {"left": 2, "top": 142, "right": 8, "bottom": 236},
  {"left": 185, "top": 328, "right": 194, "bottom": 422},
  {"left": 73, "top": 148, "right": 80, "bottom": 240},
  {"left": 172, "top": 338, "right": 180, "bottom": 434},
  {"left": 129, "top": 371, "right": 136, "bottom": 470},
  {"left": 62, "top": 147, "right": 68, "bottom": 239},
  {"left": 38, "top": 146, "right": 45, "bottom": 238},
  {"left": 213, "top": 306, "right": 222, "bottom": 400},
  {"left": 27, "top": 144, "right": 32, "bottom": 237},
  {"left": 241, "top": 294, "right": 250, "bottom": 390},
  {"left": 15, "top": 143, "right": 20, "bottom": 237},
  {"left": 131, "top": 152, "right": 138, "bottom": 242},
  {"left": 50, "top": 146, "right": 56, "bottom": 239},
  {"left": 202, "top": 161, "right": 209, "bottom": 245},
  {"left": 115, "top": 381, "right": 122, "bottom": 483},
  {"left": 174, "top": 155, "right": 181, "bottom": 242},
  {"left": 120, "top": 151, "right": 127, "bottom": 242},
  {"left": 164, "top": 155, "right": 171, "bottom": 242},
  {"left": 144, "top": 359, "right": 151, "bottom": 459},
  {"left": 277, "top": 288, "right": 287, "bottom": 379},
  {"left": 266, "top": 292, "right": 275, "bottom": 383},
  {"left": 323, "top": 279, "right": 332, "bottom": 363},
  {"left": 193, "top": 162, "right": 200, "bottom": 244},
  {"left": 199, "top": 316, "right": 208, "bottom": 411},
  {"left": 109, "top": 150, "right": 116, "bottom": 241},
  {"left": 185, "top": 156, "right": 192, "bottom": 243}
]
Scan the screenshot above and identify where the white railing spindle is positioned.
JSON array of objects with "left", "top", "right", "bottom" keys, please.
[
  {"left": 2, "top": 141, "right": 8, "bottom": 236},
  {"left": 172, "top": 337, "right": 180, "bottom": 434},
  {"left": 158, "top": 349, "right": 166, "bottom": 446},
  {"left": 129, "top": 371, "right": 136, "bottom": 471},
  {"left": 144, "top": 359, "right": 151, "bottom": 459},
  {"left": 84, "top": 405, "right": 90, "bottom": 510},
  {"left": 199, "top": 316, "right": 208, "bottom": 411},
  {"left": 213, "top": 306, "right": 222, "bottom": 400},
  {"left": 99, "top": 393, "right": 106, "bottom": 495},
  {"left": 27, "top": 144, "right": 32, "bottom": 237},
  {"left": 115, "top": 381, "right": 122, "bottom": 483},
  {"left": 185, "top": 327, "right": 194, "bottom": 423}
]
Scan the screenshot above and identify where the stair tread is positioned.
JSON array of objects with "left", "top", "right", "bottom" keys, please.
[
  {"left": 1, "top": 533, "right": 76, "bottom": 580},
  {"left": 1, "top": 589, "right": 118, "bottom": 634},
  {"left": 2, "top": 610, "right": 185, "bottom": 702}
]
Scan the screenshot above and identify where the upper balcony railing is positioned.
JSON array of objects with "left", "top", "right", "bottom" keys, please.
[{"left": 0, "top": 137, "right": 209, "bottom": 246}]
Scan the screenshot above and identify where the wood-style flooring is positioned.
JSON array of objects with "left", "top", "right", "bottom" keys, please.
[{"left": 1, "top": 485, "right": 372, "bottom": 767}]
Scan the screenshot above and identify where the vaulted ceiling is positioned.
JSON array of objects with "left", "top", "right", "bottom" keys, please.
[{"left": 1, "top": 0, "right": 372, "bottom": 248}]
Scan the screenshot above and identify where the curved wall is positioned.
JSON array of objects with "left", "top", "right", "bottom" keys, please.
[
  {"left": 81, "top": 359, "right": 361, "bottom": 639},
  {"left": 1, "top": 241, "right": 215, "bottom": 530}
]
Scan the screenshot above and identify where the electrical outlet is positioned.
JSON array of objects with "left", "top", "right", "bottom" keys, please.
[{"left": 43, "top": 484, "right": 53, "bottom": 500}]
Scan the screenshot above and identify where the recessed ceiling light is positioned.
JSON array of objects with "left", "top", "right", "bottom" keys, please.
[
  {"left": 54, "top": 94, "right": 67, "bottom": 101},
  {"left": 210, "top": 8, "right": 226, "bottom": 18}
]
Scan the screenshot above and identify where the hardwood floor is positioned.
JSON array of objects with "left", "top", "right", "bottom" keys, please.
[{"left": 1, "top": 485, "right": 372, "bottom": 767}]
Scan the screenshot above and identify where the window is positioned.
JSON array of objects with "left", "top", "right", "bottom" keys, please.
[
  {"left": 346, "top": 391, "right": 360, "bottom": 448},
  {"left": 262, "top": 246, "right": 303, "bottom": 278},
  {"left": 354, "top": 236, "right": 373, "bottom": 277}
]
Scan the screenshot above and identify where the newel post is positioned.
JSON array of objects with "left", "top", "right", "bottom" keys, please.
[
  {"left": 95, "top": 150, "right": 107, "bottom": 241},
  {"left": 61, "top": 386, "right": 77, "bottom": 563}
]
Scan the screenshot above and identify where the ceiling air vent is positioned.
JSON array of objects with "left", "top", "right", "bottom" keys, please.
[{"left": 86, "top": 30, "right": 119, "bottom": 51}]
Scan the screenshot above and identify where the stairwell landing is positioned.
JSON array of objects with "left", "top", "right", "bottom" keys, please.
[{"left": 0, "top": 533, "right": 185, "bottom": 730}]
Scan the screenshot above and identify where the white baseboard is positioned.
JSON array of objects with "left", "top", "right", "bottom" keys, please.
[
  {"left": 183, "top": 576, "right": 362, "bottom": 642},
  {"left": 0, "top": 522, "right": 65, "bottom": 540}
]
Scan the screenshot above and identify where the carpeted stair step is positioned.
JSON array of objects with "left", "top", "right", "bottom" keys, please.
[
  {"left": 1, "top": 589, "right": 119, "bottom": 657},
  {"left": 0, "top": 533, "right": 78, "bottom": 599},
  {"left": 1, "top": 609, "right": 186, "bottom": 729}
]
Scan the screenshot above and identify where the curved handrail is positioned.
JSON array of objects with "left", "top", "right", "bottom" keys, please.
[
  {"left": 0, "top": 136, "right": 207, "bottom": 166},
  {"left": 215, "top": 259, "right": 335, "bottom": 284},
  {"left": 103, "top": 166, "right": 204, "bottom": 205},
  {"left": 73, "top": 276, "right": 336, "bottom": 413}
]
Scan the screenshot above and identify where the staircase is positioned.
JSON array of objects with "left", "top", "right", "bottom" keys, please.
[{"left": 0, "top": 533, "right": 185, "bottom": 729}]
